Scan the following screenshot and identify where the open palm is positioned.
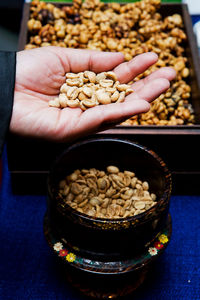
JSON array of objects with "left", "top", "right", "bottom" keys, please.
[{"left": 10, "top": 47, "right": 176, "bottom": 142}]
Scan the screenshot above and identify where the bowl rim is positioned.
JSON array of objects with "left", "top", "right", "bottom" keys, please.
[{"left": 47, "top": 137, "right": 172, "bottom": 224}]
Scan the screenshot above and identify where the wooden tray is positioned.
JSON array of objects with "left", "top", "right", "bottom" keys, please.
[{"left": 7, "top": 2, "right": 200, "bottom": 194}]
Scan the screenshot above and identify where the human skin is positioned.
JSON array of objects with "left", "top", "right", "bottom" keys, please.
[{"left": 10, "top": 47, "right": 176, "bottom": 142}]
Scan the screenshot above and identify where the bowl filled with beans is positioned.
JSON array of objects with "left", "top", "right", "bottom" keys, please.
[{"left": 44, "top": 137, "right": 172, "bottom": 298}]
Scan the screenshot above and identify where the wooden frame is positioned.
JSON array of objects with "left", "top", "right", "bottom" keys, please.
[{"left": 8, "top": 2, "right": 200, "bottom": 194}]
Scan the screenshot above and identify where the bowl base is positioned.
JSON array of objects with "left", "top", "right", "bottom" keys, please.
[
  {"left": 64, "top": 263, "right": 149, "bottom": 299},
  {"left": 44, "top": 214, "right": 172, "bottom": 299}
]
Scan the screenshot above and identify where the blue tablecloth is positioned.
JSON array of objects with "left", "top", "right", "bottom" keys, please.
[{"left": 0, "top": 150, "right": 200, "bottom": 300}]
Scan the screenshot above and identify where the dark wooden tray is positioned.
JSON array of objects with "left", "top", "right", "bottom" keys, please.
[{"left": 7, "top": 2, "right": 200, "bottom": 195}]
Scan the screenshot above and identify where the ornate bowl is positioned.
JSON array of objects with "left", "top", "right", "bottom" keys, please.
[
  {"left": 44, "top": 213, "right": 172, "bottom": 299},
  {"left": 44, "top": 137, "right": 172, "bottom": 298},
  {"left": 46, "top": 137, "right": 171, "bottom": 258}
]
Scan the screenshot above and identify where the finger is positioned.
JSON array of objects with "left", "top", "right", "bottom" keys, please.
[
  {"left": 127, "top": 78, "right": 170, "bottom": 102},
  {"left": 113, "top": 52, "right": 158, "bottom": 83},
  {"left": 75, "top": 99, "right": 150, "bottom": 136},
  {"left": 48, "top": 47, "right": 125, "bottom": 73},
  {"left": 98, "top": 99, "right": 150, "bottom": 125},
  {"left": 131, "top": 67, "right": 176, "bottom": 91}
]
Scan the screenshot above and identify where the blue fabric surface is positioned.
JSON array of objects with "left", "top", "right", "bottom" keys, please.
[
  {"left": 192, "top": 15, "right": 200, "bottom": 26},
  {"left": 0, "top": 153, "right": 200, "bottom": 300}
]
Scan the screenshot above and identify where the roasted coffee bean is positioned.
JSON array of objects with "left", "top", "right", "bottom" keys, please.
[{"left": 26, "top": 0, "right": 195, "bottom": 125}]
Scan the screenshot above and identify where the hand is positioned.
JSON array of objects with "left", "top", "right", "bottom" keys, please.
[{"left": 10, "top": 47, "right": 176, "bottom": 142}]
